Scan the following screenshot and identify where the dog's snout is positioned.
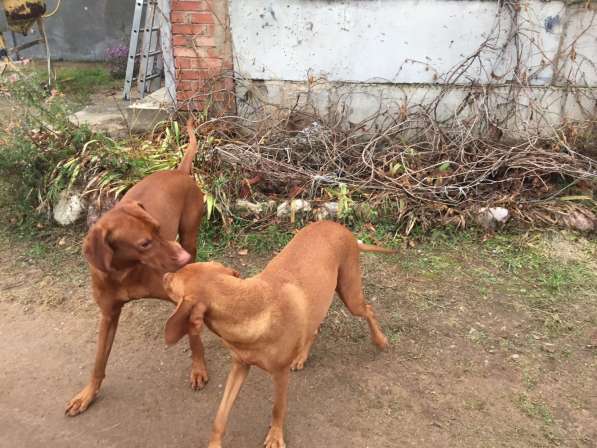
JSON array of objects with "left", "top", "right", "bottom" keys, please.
[{"left": 176, "top": 250, "right": 192, "bottom": 267}]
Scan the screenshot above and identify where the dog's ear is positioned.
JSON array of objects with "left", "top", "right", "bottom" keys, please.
[
  {"left": 83, "top": 226, "right": 113, "bottom": 272},
  {"left": 165, "top": 298, "right": 206, "bottom": 346},
  {"left": 120, "top": 201, "right": 160, "bottom": 230}
]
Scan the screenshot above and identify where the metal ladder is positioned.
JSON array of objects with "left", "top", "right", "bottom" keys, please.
[{"left": 123, "top": 0, "right": 163, "bottom": 100}]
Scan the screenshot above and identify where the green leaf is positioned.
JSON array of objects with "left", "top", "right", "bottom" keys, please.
[
  {"left": 438, "top": 161, "right": 451, "bottom": 172},
  {"left": 559, "top": 195, "right": 594, "bottom": 202},
  {"left": 389, "top": 162, "right": 403, "bottom": 176}
]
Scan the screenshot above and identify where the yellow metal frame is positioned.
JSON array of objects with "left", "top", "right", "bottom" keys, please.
[{"left": 1, "top": 0, "right": 47, "bottom": 34}]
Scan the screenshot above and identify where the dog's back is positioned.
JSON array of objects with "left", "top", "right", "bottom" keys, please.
[
  {"left": 258, "top": 222, "right": 359, "bottom": 332},
  {"left": 263, "top": 221, "right": 356, "bottom": 275}
]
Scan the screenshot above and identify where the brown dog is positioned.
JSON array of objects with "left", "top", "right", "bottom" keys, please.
[
  {"left": 65, "top": 120, "right": 207, "bottom": 416},
  {"left": 163, "top": 221, "right": 391, "bottom": 448}
]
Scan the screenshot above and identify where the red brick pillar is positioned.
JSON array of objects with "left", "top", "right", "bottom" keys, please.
[{"left": 171, "top": 0, "right": 235, "bottom": 113}]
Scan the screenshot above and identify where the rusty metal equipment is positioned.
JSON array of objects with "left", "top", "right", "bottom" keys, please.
[
  {"left": 2, "top": 0, "right": 47, "bottom": 34},
  {"left": 0, "top": 0, "right": 57, "bottom": 84}
]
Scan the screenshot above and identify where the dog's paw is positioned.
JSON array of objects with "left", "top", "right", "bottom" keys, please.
[
  {"left": 190, "top": 366, "right": 208, "bottom": 390},
  {"left": 264, "top": 426, "right": 286, "bottom": 448},
  {"left": 290, "top": 357, "right": 306, "bottom": 371},
  {"left": 375, "top": 334, "right": 390, "bottom": 351},
  {"left": 290, "top": 350, "right": 310, "bottom": 371},
  {"left": 65, "top": 385, "right": 98, "bottom": 416}
]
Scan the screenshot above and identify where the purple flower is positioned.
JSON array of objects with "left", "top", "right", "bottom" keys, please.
[
  {"left": 105, "top": 46, "right": 129, "bottom": 60},
  {"left": 105, "top": 45, "right": 129, "bottom": 78}
]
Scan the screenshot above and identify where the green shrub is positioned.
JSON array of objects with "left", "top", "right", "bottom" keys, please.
[{"left": 0, "top": 71, "right": 182, "bottom": 218}]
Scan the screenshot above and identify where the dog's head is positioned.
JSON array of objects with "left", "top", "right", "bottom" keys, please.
[
  {"left": 163, "top": 262, "right": 240, "bottom": 345},
  {"left": 83, "top": 201, "right": 191, "bottom": 273}
]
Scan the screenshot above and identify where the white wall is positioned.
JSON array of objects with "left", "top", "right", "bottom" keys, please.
[
  {"left": 231, "top": 0, "right": 507, "bottom": 84},
  {"left": 228, "top": 0, "right": 596, "bottom": 131},
  {"left": 229, "top": 0, "right": 595, "bottom": 86}
]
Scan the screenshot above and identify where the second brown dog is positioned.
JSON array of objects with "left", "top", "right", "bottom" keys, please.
[
  {"left": 65, "top": 120, "right": 207, "bottom": 416},
  {"left": 163, "top": 221, "right": 391, "bottom": 448}
]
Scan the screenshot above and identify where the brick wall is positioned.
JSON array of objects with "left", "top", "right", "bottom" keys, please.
[{"left": 171, "top": 0, "right": 235, "bottom": 112}]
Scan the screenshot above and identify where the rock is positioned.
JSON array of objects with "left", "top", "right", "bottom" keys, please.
[
  {"left": 53, "top": 192, "right": 86, "bottom": 226},
  {"left": 477, "top": 207, "right": 510, "bottom": 231},
  {"left": 277, "top": 199, "right": 311, "bottom": 219},
  {"left": 277, "top": 202, "right": 291, "bottom": 218},
  {"left": 235, "top": 200, "right": 264, "bottom": 216},
  {"left": 314, "top": 208, "right": 329, "bottom": 221},
  {"left": 291, "top": 199, "right": 311, "bottom": 213},
  {"left": 70, "top": 104, "right": 129, "bottom": 139},
  {"left": 541, "top": 343, "right": 556, "bottom": 353},
  {"left": 323, "top": 202, "right": 339, "bottom": 217},
  {"left": 510, "top": 354, "right": 520, "bottom": 361},
  {"left": 313, "top": 202, "right": 338, "bottom": 221},
  {"left": 561, "top": 210, "right": 594, "bottom": 232},
  {"left": 233, "top": 200, "right": 276, "bottom": 218}
]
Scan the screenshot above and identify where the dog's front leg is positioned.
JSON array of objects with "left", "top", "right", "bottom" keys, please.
[
  {"left": 188, "top": 331, "right": 208, "bottom": 390},
  {"left": 208, "top": 360, "right": 250, "bottom": 448},
  {"left": 65, "top": 303, "right": 123, "bottom": 416},
  {"left": 264, "top": 368, "right": 290, "bottom": 448}
]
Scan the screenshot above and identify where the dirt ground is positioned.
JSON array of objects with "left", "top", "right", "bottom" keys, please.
[{"left": 0, "top": 228, "right": 596, "bottom": 448}]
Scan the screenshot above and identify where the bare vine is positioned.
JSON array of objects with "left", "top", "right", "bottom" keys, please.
[{"left": 182, "top": 1, "right": 596, "bottom": 230}]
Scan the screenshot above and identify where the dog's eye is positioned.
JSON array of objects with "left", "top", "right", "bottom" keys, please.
[{"left": 139, "top": 239, "right": 153, "bottom": 249}]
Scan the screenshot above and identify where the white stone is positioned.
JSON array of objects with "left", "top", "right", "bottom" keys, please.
[
  {"left": 53, "top": 192, "right": 86, "bottom": 226},
  {"left": 323, "top": 202, "right": 339, "bottom": 217},
  {"left": 277, "top": 199, "right": 312, "bottom": 218},
  {"left": 477, "top": 207, "right": 510, "bottom": 231},
  {"left": 488, "top": 207, "right": 510, "bottom": 223},
  {"left": 290, "top": 199, "right": 311, "bottom": 212},
  {"left": 276, "top": 201, "right": 291, "bottom": 218},
  {"left": 235, "top": 200, "right": 264, "bottom": 215},
  {"left": 314, "top": 208, "right": 330, "bottom": 221},
  {"left": 562, "top": 211, "right": 594, "bottom": 232}
]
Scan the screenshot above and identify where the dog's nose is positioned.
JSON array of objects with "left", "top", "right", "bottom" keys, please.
[{"left": 177, "top": 250, "right": 192, "bottom": 266}]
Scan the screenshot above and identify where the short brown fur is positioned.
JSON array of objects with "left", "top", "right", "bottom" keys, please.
[
  {"left": 65, "top": 120, "right": 208, "bottom": 416},
  {"left": 164, "top": 221, "right": 390, "bottom": 448}
]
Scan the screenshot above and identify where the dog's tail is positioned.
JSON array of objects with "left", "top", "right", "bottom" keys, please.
[
  {"left": 178, "top": 118, "right": 198, "bottom": 174},
  {"left": 357, "top": 241, "right": 397, "bottom": 254}
]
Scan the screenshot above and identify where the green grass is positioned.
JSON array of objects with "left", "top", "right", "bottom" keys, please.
[
  {"left": 242, "top": 225, "right": 293, "bottom": 255},
  {"left": 196, "top": 221, "right": 294, "bottom": 261},
  {"left": 198, "top": 224, "right": 597, "bottom": 310},
  {"left": 522, "top": 368, "right": 539, "bottom": 391},
  {"left": 49, "top": 66, "right": 120, "bottom": 104},
  {"left": 196, "top": 221, "right": 239, "bottom": 260},
  {"left": 515, "top": 393, "right": 554, "bottom": 425},
  {"left": 481, "top": 233, "right": 597, "bottom": 302}
]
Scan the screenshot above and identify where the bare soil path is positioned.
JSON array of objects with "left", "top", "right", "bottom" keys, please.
[{"left": 0, "top": 230, "right": 595, "bottom": 448}]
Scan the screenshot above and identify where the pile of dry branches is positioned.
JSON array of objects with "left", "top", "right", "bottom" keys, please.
[
  {"left": 193, "top": 108, "right": 594, "bottom": 229},
  {"left": 182, "top": 0, "right": 597, "bottom": 231}
]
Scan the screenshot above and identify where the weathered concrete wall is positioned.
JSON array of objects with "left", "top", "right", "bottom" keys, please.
[
  {"left": 1, "top": 0, "right": 133, "bottom": 61},
  {"left": 229, "top": 0, "right": 596, "bottom": 87},
  {"left": 228, "top": 0, "right": 596, "bottom": 132}
]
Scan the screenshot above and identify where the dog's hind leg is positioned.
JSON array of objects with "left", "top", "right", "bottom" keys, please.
[
  {"left": 336, "top": 256, "right": 388, "bottom": 350},
  {"left": 178, "top": 186, "right": 204, "bottom": 262}
]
